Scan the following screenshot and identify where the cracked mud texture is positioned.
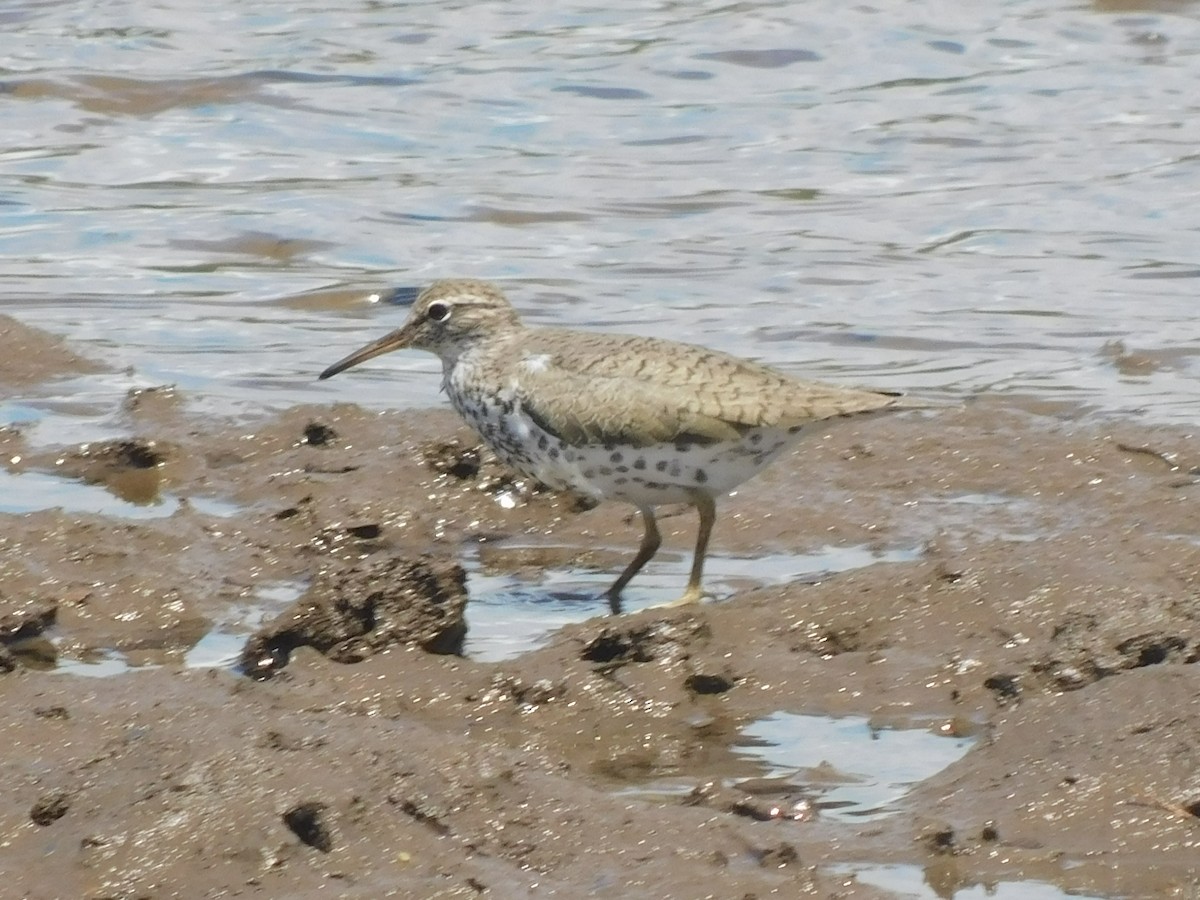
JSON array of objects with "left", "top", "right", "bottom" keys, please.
[{"left": 2, "top": 314, "right": 1200, "bottom": 898}]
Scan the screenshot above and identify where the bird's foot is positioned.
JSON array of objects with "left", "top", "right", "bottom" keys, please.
[
  {"left": 661, "top": 585, "right": 708, "bottom": 608},
  {"left": 605, "top": 585, "right": 709, "bottom": 615}
]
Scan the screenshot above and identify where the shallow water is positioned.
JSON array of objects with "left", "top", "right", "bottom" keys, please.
[
  {"left": 0, "top": 467, "right": 239, "bottom": 519},
  {"left": 182, "top": 580, "right": 308, "bottom": 669},
  {"left": 39, "top": 580, "right": 306, "bottom": 675},
  {"left": 832, "top": 863, "right": 1106, "bottom": 900},
  {"left": 463, "top": 541, "right": 921, "bottom": 661},
  {"left": 733, "top": 712, "right": 976, "bottom": 821},
  {"left": 620, "top": 710, "right": 977, "bottom": 823},
  {"left": 2, "top": 0, "right": 1199, "bottom": 441}
]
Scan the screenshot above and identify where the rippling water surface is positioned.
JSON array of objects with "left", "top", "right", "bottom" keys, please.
[{"left": 3, "top": 0, "right": 1199, "bottom": 434}]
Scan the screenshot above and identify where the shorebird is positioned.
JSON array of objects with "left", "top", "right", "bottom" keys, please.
[{"left": 320, "top": 279, "right": 905, "bottom": 613}]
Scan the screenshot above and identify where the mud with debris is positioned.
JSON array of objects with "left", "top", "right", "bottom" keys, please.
[{"left": 2, "top": 314, "right": 1199, "bottom": 898}]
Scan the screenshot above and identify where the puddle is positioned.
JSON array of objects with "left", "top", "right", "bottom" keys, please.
[
  {"left": 20, "top": 641, "right": 162, "bottom": 679},
  {"left": 731, "top": 712, "right": 977, "bottom": 821},
  {"left": 35, "top": 581, "right": 306, "bottom": 677},
  {"left": 620, "top": 712, "right": 976, "bottom": 823},
  {"left": 832, "top": 863, "right": 1106, "bottom": 900},
  {"left": 183, "top": 581, "right": 307, "bottom": 669},
  {"left": 0, "top": 467, "right": 239, "bottom": 519},
  {"left": 52, "top": 648, "right": 142, "bottom": 679},
  {"left": 463, "top": 542, "right": 922, "bottom": 662}
]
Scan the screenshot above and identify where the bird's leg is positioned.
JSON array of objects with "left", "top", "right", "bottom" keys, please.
[
  {"left": 666, "top": 492, "right": 715, "bottom": 606},
  {"left": 605, "top": 505, "right": 661, "bottom": 614}
]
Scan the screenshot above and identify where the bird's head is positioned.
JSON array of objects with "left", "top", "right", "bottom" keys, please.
[{"left": 319, "top": 279, "right": 521, "bottom": 379}]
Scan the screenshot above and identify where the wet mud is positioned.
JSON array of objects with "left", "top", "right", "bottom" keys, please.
[{"left": 2, "top": 316, "right": 1200, "bottom": 898}]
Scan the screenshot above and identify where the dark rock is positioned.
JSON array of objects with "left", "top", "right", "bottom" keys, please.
[
  {"left": 302, "top": 421, "right": 337, "bottom": 446},
  {"left": 239, "top": 555, "right": 468, "bottom": 678},
  {"left": 0, "top": 598, "right": 57, "bottom": 643},
  {"left": 684, "top": 672, "right": 735, "bottom": 695},
  {"left": 30, "top": 791, "right": 70, "bottom": 826},
  {"left": 580, "top": 615, "right": 707, "bottom": 667},
  {"left": 756, "top": 842, "right": 800, "bottom": 868},
  {"left": 983, "top": 673, "right": 1021, "bottom": 703},
  {"left": 422, "top": 438, "right": 483, "bottom": 480}
]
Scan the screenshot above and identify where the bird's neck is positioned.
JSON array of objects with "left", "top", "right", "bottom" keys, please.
[{"left": 439, "top": 328, "right": 521, "bottom": 390}]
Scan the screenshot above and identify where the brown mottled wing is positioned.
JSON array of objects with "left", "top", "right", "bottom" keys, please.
[{"left": 512, "top": 329, "right": 900, "bottom": 448}]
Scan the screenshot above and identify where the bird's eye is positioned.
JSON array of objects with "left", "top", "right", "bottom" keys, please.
[{"left": 426, "top": 302, "right": 451, "bottom": 323}]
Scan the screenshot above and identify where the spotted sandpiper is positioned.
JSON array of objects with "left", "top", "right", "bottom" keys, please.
[{"left": 320, "top": 279, "right": 906, "bottom": 613}]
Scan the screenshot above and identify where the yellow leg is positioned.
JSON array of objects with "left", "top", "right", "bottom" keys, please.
[
  {"left": 665, "top": 492, "right": 715, "bottom": 607},
  {"left": 605, "top": 506, "right": 661, "bottom": 614}
]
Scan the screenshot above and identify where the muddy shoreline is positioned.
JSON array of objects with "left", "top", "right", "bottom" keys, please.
[{"left": 2, "top": 314, "right": 1199, "bottom": 898}]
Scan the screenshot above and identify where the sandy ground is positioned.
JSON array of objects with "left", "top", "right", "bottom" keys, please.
[{"left": 2, "top": 313, "right": 1200, "bottom": 899}]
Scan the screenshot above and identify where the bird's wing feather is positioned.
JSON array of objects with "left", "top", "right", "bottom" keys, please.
[{"left": 512, "top": 329, "right": 899, "bottom": 448}]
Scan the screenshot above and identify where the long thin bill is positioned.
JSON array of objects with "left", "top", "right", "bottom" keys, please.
[{"left": 318, "top": 329, "right": 408, "bottom": 380}]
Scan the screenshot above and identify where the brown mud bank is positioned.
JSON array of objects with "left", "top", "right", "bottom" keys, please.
[{"left": 2, "top": 315, "right": 1199, "bottom": 898}]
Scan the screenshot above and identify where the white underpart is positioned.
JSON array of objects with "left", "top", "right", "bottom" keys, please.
[{"left": 445, "top": 353, "right": 799, "bottom": 506}]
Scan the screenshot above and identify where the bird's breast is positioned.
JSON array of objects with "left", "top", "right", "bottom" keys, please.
[{"left": 445, "top": 366, "right": 577, "bottom": 492}]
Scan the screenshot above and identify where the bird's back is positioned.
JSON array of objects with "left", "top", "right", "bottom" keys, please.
[{"left": 512, "top": 326, "right": 901, "bottom": 436}]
